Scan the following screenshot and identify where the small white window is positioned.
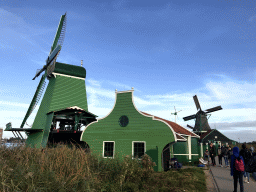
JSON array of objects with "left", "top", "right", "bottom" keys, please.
[
  {"left": 103, "top": 141, "right": 115, "bottom": 158},
  {"left": 132, "top": 141, "right": 146, "bottom": 159}
]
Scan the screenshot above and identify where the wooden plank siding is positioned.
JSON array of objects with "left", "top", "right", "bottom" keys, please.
[
  {"left": 25, "top": 63, "right": 89, "bottom": 148},
  {"left": 81, "top": 90, "right": 176, "bottom": 172}
]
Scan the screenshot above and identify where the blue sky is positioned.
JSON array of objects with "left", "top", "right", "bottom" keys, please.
[{"left": 1, "top": 0, "right": 256, "bottom": 143}]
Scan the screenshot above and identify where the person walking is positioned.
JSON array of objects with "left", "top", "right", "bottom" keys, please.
[
  {"left": 204, "top": 149, "right": 210, "bottom": 164},
  {"left": 209, "top": 143, "right": 216, "bottom": 166},
  {"left": 240, "top": 143, "right": 252, "bottom": 183},
  {"left": 217, "top": 145, "right": 223, "bottom": 167},
  {"left": 223, "top": 145, "right": 229, "bottom": 167},
  {"left": 228, "top": 147, "right": 232, "bottom": 167},
  {"left": 231, "top": 146, "right": 244, "bottom": 192},
  {"left": 249, "top": 147, "right": 256, "bottom": 182}
]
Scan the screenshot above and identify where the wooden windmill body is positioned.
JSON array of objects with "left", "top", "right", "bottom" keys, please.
[
  {"left": 183, "top": 95, "right": 222, "bottom": 136},
  {"left": 5, "top": 13, "right": 97, "bottom": 149}
]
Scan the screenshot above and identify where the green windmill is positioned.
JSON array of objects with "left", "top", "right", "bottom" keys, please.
[
  {"left": 5, "top": 13, "right": 97, "bottom": 149},
  {"left": 183, "top": 95, "right": 222, "bottom": 136}
]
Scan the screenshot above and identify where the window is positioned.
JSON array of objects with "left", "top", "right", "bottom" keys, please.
[
  {"left": 119, "top": 115, "right": 129, "bottom": 127},
  {"left": 103, "top": 141, "right": 114, "bottom": 158},
  {"left": 133, "top": 142, "right": 145, "bottom": 159}
]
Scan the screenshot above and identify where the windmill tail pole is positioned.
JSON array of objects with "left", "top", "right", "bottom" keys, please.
[{"left": 20, "top": 73, "right": 47, "bottom": 128}]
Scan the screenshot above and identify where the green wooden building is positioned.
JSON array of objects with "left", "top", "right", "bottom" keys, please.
[
  {"left": 25, "top": 62, "right": 97, "bottom": 148},
  {"left": 81, "top": 89, "right": 201, "bottom": 172},
  {"left": 200, "top": 129, "right": 237, "bottom": 156}
]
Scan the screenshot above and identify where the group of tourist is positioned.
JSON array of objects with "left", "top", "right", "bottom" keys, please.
[
  {"left": 204, "top": 143, "right": 232, "bottom": 167},
  {"left": 204, "top": 143, "right": 256, "bottom": 192}
]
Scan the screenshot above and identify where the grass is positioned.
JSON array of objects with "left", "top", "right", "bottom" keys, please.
[
  {"left": 0, "top": 141, "right": 207, "bottom": 192},
  {"left": 229, "top": 143, "right": 256, "bottom": 151}
]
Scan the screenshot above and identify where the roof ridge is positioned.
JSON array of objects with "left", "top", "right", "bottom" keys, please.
[{"left": 140, "top": 111, "right": 199, "bottom": 137}]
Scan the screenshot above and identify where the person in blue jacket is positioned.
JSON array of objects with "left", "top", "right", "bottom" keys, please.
[{"left": 231, "top": 146, "right": 245, "bottom": 192}]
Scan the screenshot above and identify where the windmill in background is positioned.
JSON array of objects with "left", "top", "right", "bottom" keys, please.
[
  {"left": 171, "top": 106, "right": 182, "bottom": 123},
  {"left": 183, "top": 95, "right": 222, "bottom": 136}
]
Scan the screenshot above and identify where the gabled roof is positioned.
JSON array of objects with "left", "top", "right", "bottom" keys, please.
[
  {"left": 200, "top": 130, "right": 213, "bottom": 140},
  {"left": 140, "top": 111, "right": 199, "bottom": 138},
  {"left": 47, "top": 106, "right": 98, "bottom": 117},
  {"left": 200, "top": 129, "right": 234, "bottom": 142}
]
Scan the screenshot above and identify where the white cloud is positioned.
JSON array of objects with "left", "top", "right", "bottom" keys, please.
[
  {"left": 0, "top": 100, "right": 39, "bottom": 109},
  {"left": 2, "top": 74, "right": 256, "bottom": 142},
  {"left": 206, "top": 80, "right": 256, "bottom": 104},
  {"left": 105, "top": 80, "right": 141, "bottom": 92},
  {"left": 210, "top": 121, "right": 256, "bottom": 129},
  {"left": 87, "top": 86, "right": 115, "bottom": 100},
  {"left": 133, "top": 96, "right": 162, "bottom": 108},
  {"left": 87, "top": 79, "right": 101, "bottom": 87},
  {"left": 220, "top": 129, "right": 256, "bottom": 143}
]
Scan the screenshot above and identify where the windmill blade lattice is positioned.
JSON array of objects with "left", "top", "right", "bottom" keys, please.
[
  {"left": 50, "top": 13, "right": 67, "bottom": 54},
  {"left": 21, "top": 74, "right": 47, "bottom": 128},
  {"left": 57, "top": 13, "right": 67, "bottom": 48},
  {"left": 21, "top": 13, "right": 67, "bottom": 128},
  {"left": 29, "top": 80, "right": 46, "bottom": 116}
]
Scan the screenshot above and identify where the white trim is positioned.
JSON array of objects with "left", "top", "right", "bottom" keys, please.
[
  {"left": 52, "top": 72, "right": 85, "bottom": 80},
  {"left": 179, "top": 133, "right": 200, "bottom": 139},
  {"left": 135, "top": 103, "right": 177, "bottom": 142},
  {"left": 188, "top": 135, "right": 191, "bottom": 160},
  {"left": 200, "top": 143, "right": 203, "bottom": 158},
  {"left": 103, "top": 141, "right": 115, "bottom": 159},
  {"left": 162, "top": 144, "right": 171, "bottom": 153},
  {"left": 176, "top": 133, "right": 187, "bottom": 141},
  {"left": 132, "top": 141, "right": 146, "bottom": 159},
  {"left": 116, "top": 90, "right": 134, "bottom": 94},
  {"left": 81, "top": 90, "right": 177, "bottom": 142},
  {"left": 80, "top": 90, "right": 118, "bottom": 141},
  {"left": 173, "top": 154, "right": 199, "bottom": 156}
]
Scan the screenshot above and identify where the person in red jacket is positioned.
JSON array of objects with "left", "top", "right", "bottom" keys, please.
[{"left": 231, "top": 146, "right": 245, "bottom": 192}]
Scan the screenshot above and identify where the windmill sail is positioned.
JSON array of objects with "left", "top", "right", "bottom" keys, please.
[
  {"left": 21, "top": 73, "right": 47, "bottom": 128},
  {"left": 50, "top": 13, "right": 67, "bottom": 54},
  {"left": 205, "top": 106, "right": 222, "bottom": 113},
  {"left": 183, "top": 114, "right": 196, "bottom": 121},
  {"left": 193, "top": 95, "right": 202, "bottom": 111},
  {"left": 47, "top": 46, "right": 61, "bottom": 76},
  {"left": 23, "top": 13, "right": 67, "bottom": 128},
  {"left": 187, "top": 124, "right": 194, "bottom": 129}
]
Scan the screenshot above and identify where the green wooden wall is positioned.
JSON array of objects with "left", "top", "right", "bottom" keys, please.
[
  {"left": 26, "top": 63, "right": 88, "bottom": 149},
  {"left": 81, "top": 91, "right": 176, "bottom": 172},
  {"left": 172, "top": 136, "right": 200, "bottom": 163}
]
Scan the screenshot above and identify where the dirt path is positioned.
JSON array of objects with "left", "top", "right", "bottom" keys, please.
[{"left": 204, "top": 169, "right": 217, "bottom": 192}]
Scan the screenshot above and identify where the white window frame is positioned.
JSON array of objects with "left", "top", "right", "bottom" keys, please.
[
  {"left": 103, "top": 141, "right": 115, "bottom": 159},
  {"left": 132, "top": 141, "right": 146, "bottom": 160}
]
